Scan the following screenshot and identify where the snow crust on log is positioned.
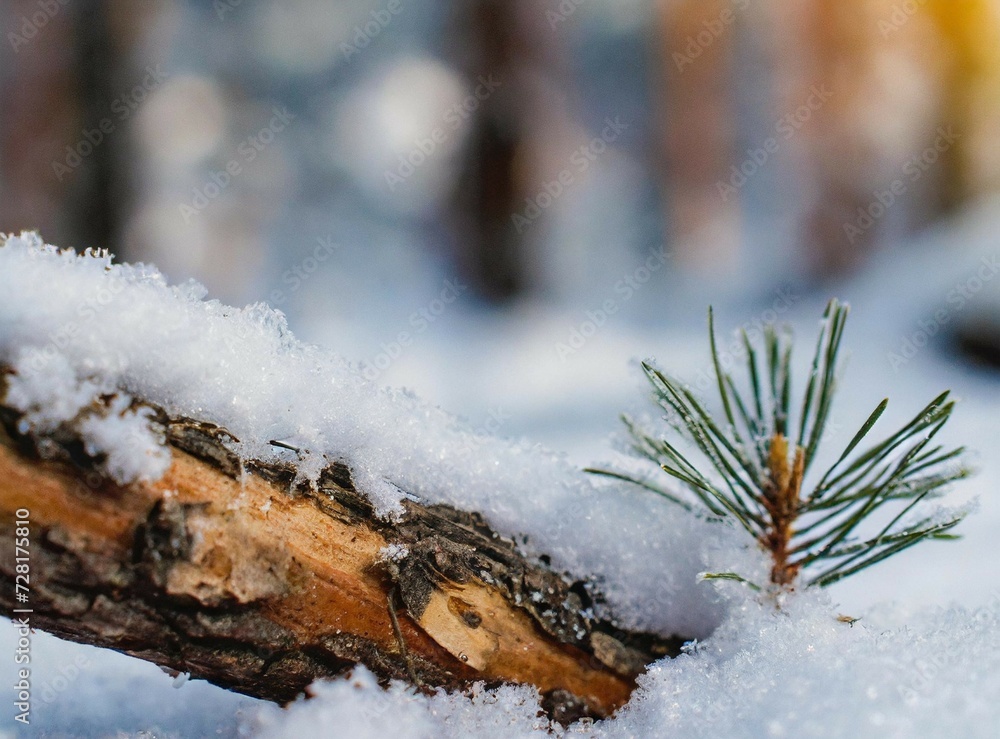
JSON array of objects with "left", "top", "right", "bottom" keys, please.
[{"left": 0, "top": 232, "right": 734, "bottom": 637}]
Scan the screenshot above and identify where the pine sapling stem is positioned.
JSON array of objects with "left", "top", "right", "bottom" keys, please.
[{"left": 762, "top": 434, "right": 805, "bottom": 586}]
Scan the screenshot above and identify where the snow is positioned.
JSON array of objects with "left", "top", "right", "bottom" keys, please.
[
  {"left": 251, "top": 668, "right": 552, "bottom": 739},
  {"left": 378, "top": 542, "right": 411, "bottom": 562},
  {"left": 607, "top": 588, "right": 1000, "bottom": 738},
  {"left": 3, "top": 350, "right": 170, "bottom": 485},
  {"left": 252, "top": 587, "right": 1000, "bottom": 739},
  {"left": 0, "top": 628, "right": 260, "bottom": 737},
  {"left": 0, "top": 230, "right": 729, "bottom": 638},
  {"left": 2, "top": 227, "right": 999, "bottom": 737}
]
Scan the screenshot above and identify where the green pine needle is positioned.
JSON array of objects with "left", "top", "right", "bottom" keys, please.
[
  {"left": 589, "top": 299, "right": 973, "bottom": 590},
  {"left": 700, "top": 572, "right": 762, "bottom": 591}
]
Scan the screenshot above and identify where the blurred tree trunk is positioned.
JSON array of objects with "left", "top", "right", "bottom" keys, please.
[
  {"left": 448, "top": 0, "right": 525, "bottom": 303},
  {"left": 654, "top": 0, "right": 741, "bottom": 274},
  {"left": 654, "top": 0, "right": 1000, "bottom": 283},
  {"left": 799, "top": 0, "right": 945, "bottom": 276},
  {"left": 447, "top": 0, "right": 587, "bottom": 302},
  {"left": 926, "top": 0, "right": 1000, "bottom": 203},
  {"left": 774, "top": 0, "right": 1000, "bottom": 278},
  {"left": 1, "top": 1, "right": 127, "bottom": 252},
  {"left": 1, "top": 1, "right": 82, "bottom": 244},
  {"left": 71, "top": 0, "right": 124, "bottom": 253}
]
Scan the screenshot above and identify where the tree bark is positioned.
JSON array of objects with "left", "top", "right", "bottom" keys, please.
[{"left": 0, "top": 380, "right": 683, "bottom": 722}]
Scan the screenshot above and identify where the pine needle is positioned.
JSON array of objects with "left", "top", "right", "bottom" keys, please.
[{"left": 590, "top": 299, "right": 972, "bottom": 590}]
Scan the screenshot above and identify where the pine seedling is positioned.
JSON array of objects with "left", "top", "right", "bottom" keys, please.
[{"left": 589, "top": 299, "right": 972, "bottom": 590}]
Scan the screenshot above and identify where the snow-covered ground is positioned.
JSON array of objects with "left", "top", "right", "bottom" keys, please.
[{"left": 1, "top": 203, "right": 999, "bottom": 736}]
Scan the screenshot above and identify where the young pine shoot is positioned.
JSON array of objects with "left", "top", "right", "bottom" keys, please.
[{"left": 589, "top": 299, "right": 972, "bottom": 590}]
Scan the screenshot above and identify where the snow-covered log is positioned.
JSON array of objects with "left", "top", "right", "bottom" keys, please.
[
  {"left": 0, "top": 233, "right": 694, "bottom": 720},
  {"left": 0, "top": 394, "right": 684, "bottom": 719}
]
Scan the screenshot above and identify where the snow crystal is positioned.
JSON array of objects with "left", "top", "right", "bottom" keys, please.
[
  {"left": 378, "top": 543, "right": 410, "bottom": 562},
  {"left": 252, "top": 666, "right": 551, "bottom": 739}
]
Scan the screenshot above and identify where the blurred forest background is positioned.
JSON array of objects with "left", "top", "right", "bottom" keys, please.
[
  {"left": 3, "top": 0, "right": 1000, "bottom": 451},
  {"left": 6, "top": 0, "right": 1000, "bottom": 296},
  {"left": 6, "top": 4, "right": 1000, "bottom": 733},
  {"left": 5, "top": 6, "right": 1000, "bottom": 716}
]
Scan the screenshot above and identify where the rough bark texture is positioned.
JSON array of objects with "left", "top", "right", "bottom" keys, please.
[{"left": 0, "top": 380, "right": 684, "bottom": 722}]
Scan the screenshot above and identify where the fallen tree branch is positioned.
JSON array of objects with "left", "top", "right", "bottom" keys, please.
[{"left": 0, "top": 381, "right": 683, "bottom": 721}]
